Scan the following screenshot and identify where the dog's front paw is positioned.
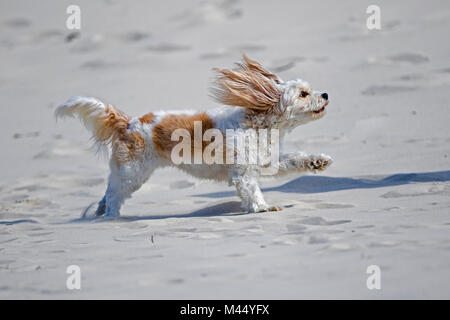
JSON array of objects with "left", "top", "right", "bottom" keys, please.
[{"left": 306, "top": 154, "right": 333, "bottom": 172}]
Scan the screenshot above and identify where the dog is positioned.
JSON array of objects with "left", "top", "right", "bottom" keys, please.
[{"left": 55, "top": 55, "right": 332, "bottom": 217}]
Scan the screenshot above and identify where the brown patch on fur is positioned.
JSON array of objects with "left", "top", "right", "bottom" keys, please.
[
  {"left": 212, "top": 54, "right": 281, "bottom": 112},
  {"left": 94, "top": 104, "right": 146, "bottom": 165},
  {"left": 95, "top": 104, "right": 131, "bottom": 145},
  {"left": 152, "top": 113, "right": 217, "bottom": 161},
  {"left": 112, "top": 131, "right": 146, "bottom": 165},
  {"left": 139, "top": 112, "right": 155, "bottom": 124}
]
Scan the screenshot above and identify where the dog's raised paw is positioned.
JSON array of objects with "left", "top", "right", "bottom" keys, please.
[{"left": 307, "top": 154, "right": 333, "bottom": 172}]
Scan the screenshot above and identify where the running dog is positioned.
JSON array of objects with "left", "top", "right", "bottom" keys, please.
[{"left": 55, "top": 55, "right": 332, "bottom": 217}]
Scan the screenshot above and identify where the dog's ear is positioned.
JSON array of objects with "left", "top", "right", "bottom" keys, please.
[{"left": 211, "top": 55, "right": 281, "bottom": 112}]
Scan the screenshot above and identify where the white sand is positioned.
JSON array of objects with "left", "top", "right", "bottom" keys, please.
[{"left": 1, "top": 0, "right": 450, "bottom": 299}]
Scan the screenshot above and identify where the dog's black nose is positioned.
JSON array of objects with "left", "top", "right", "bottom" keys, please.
[{"left": 321, "top": 93, "right": 328, "bottom": 100}]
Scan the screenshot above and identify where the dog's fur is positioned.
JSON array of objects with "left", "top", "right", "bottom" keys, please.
[{"left": 55, "top": 55, "right": 332, "bottom": 217}]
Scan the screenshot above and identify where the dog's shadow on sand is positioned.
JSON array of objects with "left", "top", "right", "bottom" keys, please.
[
  {"left": 194, "top": 170, "right": 450, "bottom": 198},
  {"left": 73, "top": 170, "right": 450, "bottom": 222},
  {"left": 125, "top": 201, "right": 247, "bottom": 221},
  {"left": 72, "top": 201, "right": 247, "bottom": 223}
]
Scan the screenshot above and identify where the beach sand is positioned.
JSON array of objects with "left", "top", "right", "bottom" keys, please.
[{"left": 0, "top": 0, "right": 450, "bottom": 298}]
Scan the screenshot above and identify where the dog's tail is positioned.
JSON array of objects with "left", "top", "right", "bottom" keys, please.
[{"left": 55, "top": 96, "right": 131, "bottom": 153}]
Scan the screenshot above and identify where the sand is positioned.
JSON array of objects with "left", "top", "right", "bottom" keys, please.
[{"left": 1, "top": 0, "right": 450, "bottom": 299}]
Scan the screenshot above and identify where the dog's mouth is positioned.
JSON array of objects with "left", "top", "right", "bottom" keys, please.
[
  {"left": 313, "top": 107, "right": 325, "bottom": 114},
  {"left": 313, "top": 101, "right": 328, "bottom": 114}
]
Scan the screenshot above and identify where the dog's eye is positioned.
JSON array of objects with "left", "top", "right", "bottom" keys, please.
[{"left": 300, "top": 91, "right": 309, "bottom": 98}]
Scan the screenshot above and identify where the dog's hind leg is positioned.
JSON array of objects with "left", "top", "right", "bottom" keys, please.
[
  {"left": 96, "top": 159, "right": 155, "bottom": 218},
  {"left": 95, "top": 171, "right": 130, "bottom": 218},
  {"left": 95, "top": 127, "right": 154, "bottom": 218},
  {"left": 94, "top": 195, "right": 106, "bottom": 216}
]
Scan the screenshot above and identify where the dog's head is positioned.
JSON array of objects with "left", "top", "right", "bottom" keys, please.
[
  {"left": 212, "top": 55, "right": 329, "bottom": 128},
  {"left": 278, "top": 79, "right": 329, "bottom": 125}
]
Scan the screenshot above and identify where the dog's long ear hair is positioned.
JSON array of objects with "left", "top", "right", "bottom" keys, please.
[{"left": 211, "top": 54, "right": 282, "bottom": 112}]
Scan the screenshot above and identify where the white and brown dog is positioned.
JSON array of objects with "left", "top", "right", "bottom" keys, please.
[{"left": 55, "top": 55, "right": 332, "bottom": 217}]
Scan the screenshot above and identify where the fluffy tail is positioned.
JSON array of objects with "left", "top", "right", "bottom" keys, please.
[{"left": 55, "top": 96, "right": 130, "bottom": 152}]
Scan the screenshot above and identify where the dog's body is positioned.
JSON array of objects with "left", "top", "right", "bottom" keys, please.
[{"left": 55, "top": 55, "right": 332, "bottom": 217}]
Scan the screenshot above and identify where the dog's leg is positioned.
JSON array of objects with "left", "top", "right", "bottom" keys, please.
[
  {"left": 94, "top": 195, "right": 106, "bottom": 216},
  {"left": 99, "top": 173, "right": 130, "bottom": 218},
  {"left": 231, "top": 169, "right": 282, "bottom": 213},
  {"left": 275, "top": 152, "right": 333, "bottom": 176},
  {"left": 234, "top": 184, "right": 249, "bottom": 210},
  {"left": 98, "top": 161, "right": 154, "bottom": 218}
]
